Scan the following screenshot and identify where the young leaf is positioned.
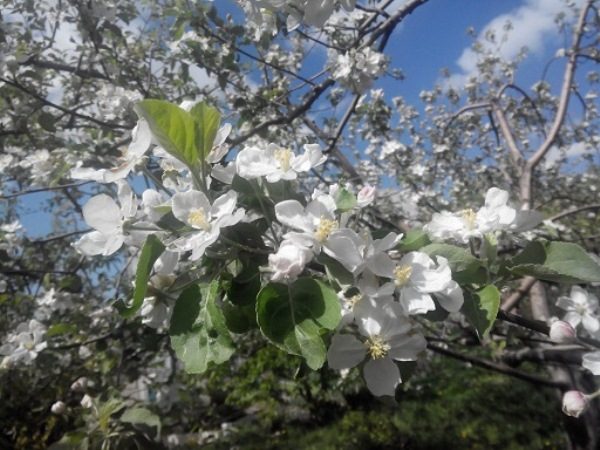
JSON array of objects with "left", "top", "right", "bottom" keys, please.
[
  {"left": 256, "top": 278, "right": 341, "bottom": 370},
  {"left": 115, "top": 234, "right": 164, "bottom": 318},
  {"left": 120, "top": 407, "right": 161, "bottom": 436},
  {"left": 169, "top": 282, "right": 234, "bottom": 374},
  {"left": 398, "top": 229, "right": 431, "bottom": 252},
  {"left": 189, "top": 101, "right": 221, "bottom": 159},
  {"left": 508, "top": 241, "right": 600, "bottom": 283},
  {"left": 462, "top": 285, "right": 500, "bottom": 339},
  {"left": 334, "top": 187, "right": 357, "bottom": 212},
  {"left": 134, "top": 99, "right": 198, "bottom": 168}
]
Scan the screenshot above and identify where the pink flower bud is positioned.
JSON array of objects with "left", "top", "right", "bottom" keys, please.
[
  {"left": 51, "top": 401, "right": 66, "bottom": 415},
  {"left": 80, "top": 394, "right": 94, "bottom": 409},
  {"left": 70, "top": 376, "right": 88, "bottom": 392},
  {"left": 562, "top": 390, "right": 589, "bottom": 418},
  {"left": 357, "top": 185, "right": 376, "bottom": 207},
  {"left": 549, "top": 321, "right": 576, "bottom": 343}
]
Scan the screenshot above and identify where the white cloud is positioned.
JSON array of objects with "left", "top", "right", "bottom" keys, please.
[
  {"left": 544, "top": 141, "right": 589, "bottom": 169},
  {"left": 446, "top": 0, "right": 583, "bottom": 89}
]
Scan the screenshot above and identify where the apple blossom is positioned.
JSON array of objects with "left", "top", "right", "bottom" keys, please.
[
  {"left": 74, "top": 181, "right": 139, "bottom": 256},
  {"left": 327, "top": 303, "right": 427, "bottom": 396},
  {"left": 582, "top": 351, "right": 600, "bottom": 376},
  {"left": 236, "top": 143, "right": 326, "bottom": 183},
  {"left": 170, "top": 190, "right": 245, "bottom": 260},
  {"left": 557, "top": 286, "right": 600, "bottom": 334},
  {"left": 268, "top": 240, "right": 314, "bottom": 282}
]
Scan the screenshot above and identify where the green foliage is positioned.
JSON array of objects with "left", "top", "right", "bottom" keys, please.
[
  {"left": 397, "top": 229, "right": 431, "bottom": 252},
  {"left": 201, "top": 356, "right": 565, "bottom": 450},
  {"left": 189, "top": 102, "right": 221, "bottom": 159},
  {"left": 170, "top": 282, "right": 235, "bottom": 374},
  {"left": 134, "top": 99, "right": 221, "bottom": 170},
  {"left": 462, "top": 285, "right": 501, "bottom": 339},
  {"left": 256, "top": 278, "right": 341, "bottom": 369},
  {"left": 115, "top": 234, "right": 165, "bottom": 318},
  {"left": 508, "top": 240, "right": 600, "bottom": 283},
  {"left": 334, "top": 187, "right": 357, "bottom": 212}
]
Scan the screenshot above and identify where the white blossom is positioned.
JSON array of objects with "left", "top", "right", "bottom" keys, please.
[
  {"left": 71, "top": 120, "right": 152, "bottom": 183},
  {"left": 327, "top": 303, "right": 426, "bottom": 396},
  {"left": 74, "top": 181, "right": 138, "bottom": 256},
  {"left": 557, "top": 286, "right": 600, "bottom": 334},
  {"left": 268, "top": 240, "right": 314, "bottom": 282},
  {"left": 170, "top": 190, "right": 245, "bottom": 260},
  {"left": 236, "top": 143, "right": 326, "bottom": 183},
  {"left": 0, "top": 320, "right": 47, "bottom": 368},
  {"left": 424, "top": 187, "right": 543, "bottom": 243}
]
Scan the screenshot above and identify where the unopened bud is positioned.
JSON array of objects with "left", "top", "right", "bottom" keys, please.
[
  {"left": 70, "top": 377, "right": 88, "bottom": 392},
  {"left": 80, "top": 394, "right": 94, "bottom": 409},
  {"left": 562, "top": 390, "right": 589, "bottom": 418},
  {"left": 357, "top": 185, "right": 376, "bottom": 207},
  {"left": 549, "top": 321, "right": 576, "bottom": 343},
  {"left": 51, "top": 401, "right": 66, "bottom": 415}
]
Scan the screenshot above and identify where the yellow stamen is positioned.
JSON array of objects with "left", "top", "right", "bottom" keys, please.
[
  {"left": 314, "top": 217, "right": 338, "bottom": 242},
  {"left": 366, "top": 335, "right": 391, "bottom": 360},
  {"left": 461, "top": 208, "right": 477, "bottom": 230},
  {"left": 188, "top": 209, "right": 211, "bottom": 231},
  {"left": 394, "top": 265, "right": 412, "bottom": 287},
  {"left": 274, "top": 148, "right": 293, "bottom": 171}
]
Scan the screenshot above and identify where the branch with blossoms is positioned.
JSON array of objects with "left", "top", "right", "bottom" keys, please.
[{"left": 56, "top": 94, "right": 600, "bottom": 401}]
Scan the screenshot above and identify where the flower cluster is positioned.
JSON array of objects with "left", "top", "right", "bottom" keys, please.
[
  {"left": 424, "top": 187, "right": 543, "bottom": 243},
  {"left": 329, "top": 47, "right": 388, "bottom": 94}
]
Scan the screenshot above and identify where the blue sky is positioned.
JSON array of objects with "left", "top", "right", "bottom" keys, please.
[{"left": 14, "top": 0, "right": 586, "bottom": 238}]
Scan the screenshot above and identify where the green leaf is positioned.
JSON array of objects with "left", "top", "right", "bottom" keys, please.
[
  {"left": 398, "top": 229, "right": 431, "bottom": 252},
  {"left": 481, "top": 233, "right": 497, "bottom": 266},
  {"left": 508, "top": 241, "right": 600, "bottom": 283},
  {"left": 169, "top": 282, "right": 234, "bottom": 374},
  {"left": 334, "top": 188, "right": 357, "bottom": 212},
  {"left": 47, "top": 323, "right": 77, "bottom": 337},
  {"left": 189, "top": 101, "right": 221, "bottom": 159},
  {"left": 134, "top": 99, "right": 199, "bottom": 168},
  {"left": 462, "top": 285, "right": 500, "bottom": 339},
  {"left": 115, "top": 235, "right": 164, "bottom": 318},
  {"left": 256, "top": 278, "right": 341, "bottom": 370},
  {"left": 120, "top": 407, "right": 161, "bottom": 436}
]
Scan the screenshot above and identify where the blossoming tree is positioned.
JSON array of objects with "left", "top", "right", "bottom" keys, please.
[{"left": 1, "top": 0, "right": 600, "bottom": 448}]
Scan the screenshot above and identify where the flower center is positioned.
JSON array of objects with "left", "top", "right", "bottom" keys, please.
[
  {"left": 394, "top": 264, "right": 412, "bottom": 287},
  {"left": 314, "top": 217, "right": 338, "bottom": 242},
  {"left": 274, "top": 148, "right": 293, "bottom": 172},
  {"left": 188, "top": 209, "right": 211, "bottom": 231},
  {"left": 461, "top": 208, "right": 477, "bottom": 230},
  {"left": 366, "top": 335, "right": 391, "bottom": 360},
  {"left": 345, "top": 293, "right": 362, "bottom": 311}
]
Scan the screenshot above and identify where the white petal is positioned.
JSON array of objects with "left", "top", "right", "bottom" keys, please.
[
  {"left": 117, "top": 181, "right": 137, "bottom": 218},
  {"left": 485, "top": 187, "right": 510, "bottom": 208},
  {"left": 399, "top": 287, "right": 436, "bottom": 315},
  {"left": 582, "top": 351, "right": 600, "bottom": 375},
  {"left": 388, "top": 333, "right": 427, "bottom": 361},
  {"left": 582, "top": 314, "right": 600, "bottom": 333},
  {"left": 275, "top": 200, "right": 313, "bottom": 232},
  {"left": 211, "top": 163, "right": 236, "bottom": 184},
  {"left": 82, "top": 194, "right": 121, "bottom": 234},
  {"left": 211, "top": 190, "right": 238, "bottom": 219},
  {"left": 363, "top": 357, "right": 400, "bottom": 397},
  {"left": 326, "top": 334, "right": 365, "bottom": 370},
  {"left": 323, "top": 231, "right": 363, "bottom": 273},
  {"left": 172, "top": 190, "right": 211, "bottom": 225},
  {"left": 236, "top": 146, "right": 273, "bottom": 179},
  {"left": 434, "top": 280, "right": 464, "bottom": 313}
]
